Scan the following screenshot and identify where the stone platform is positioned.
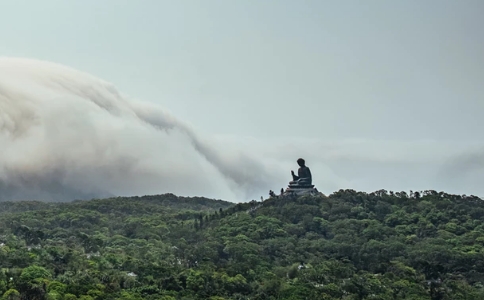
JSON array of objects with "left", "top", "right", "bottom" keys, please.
[{"left": 282, "top": 186, "right": 320, "bottom": 197}]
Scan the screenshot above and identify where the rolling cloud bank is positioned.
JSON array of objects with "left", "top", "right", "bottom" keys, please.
[
  {"left": 0, "top": 58, "right": 483, "bottom": 202},
  {"left": 0, "top": 57, "right": 282, "bottom": 201}
]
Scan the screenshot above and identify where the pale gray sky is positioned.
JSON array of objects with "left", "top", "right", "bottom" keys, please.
[{"left": 1, "top": 1, "right": 483, "bottom": 200}]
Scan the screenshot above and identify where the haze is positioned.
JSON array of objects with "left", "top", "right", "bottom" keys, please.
[{"left": 0, "top": 1, "right": 483, "bottom": 201}]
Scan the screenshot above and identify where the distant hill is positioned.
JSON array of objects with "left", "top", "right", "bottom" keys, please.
[
  {"left": 69, "top": 193, "right": 234, "bottom": 212},
  {"left": 0, "top": 179, "right": 114, "bottom": 202},
  {"left": 0, "top": 190, "right": 483, "bottom": 299},
  {"left": 0, "top": 193, "right": 233, "bottom": 214}
]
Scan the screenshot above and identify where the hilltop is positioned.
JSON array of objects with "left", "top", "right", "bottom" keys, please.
[
  {"left": 0, "top": 193, "right": 233, "bottom": 214},
  {"left": 0, "top": 190, "right": 484, "bottom": 299}
]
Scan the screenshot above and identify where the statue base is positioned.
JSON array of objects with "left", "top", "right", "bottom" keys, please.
[
  {"left": 282, "top": 186, "right": 320, "bottom": 197},
  {"left": 287, "top": 184, "right": 315, "bottom": 189}
]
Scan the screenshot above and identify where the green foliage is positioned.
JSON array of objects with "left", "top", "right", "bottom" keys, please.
[
  {"left": 19, "top": 265, "right": 51, "bottom": 282},
  {"left": 0, "top": 191, "right": 483, "bottom": 299},
  {"left": 2, "top": 289, "right": 20, "bottom": 300}
]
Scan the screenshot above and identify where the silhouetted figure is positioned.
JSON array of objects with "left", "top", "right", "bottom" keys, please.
[
  {"left": 290, "top": 158, "right": 312, "bottom": 186},
  {"left": 281, "top": 158, "right": 318, "bottom": 197}
]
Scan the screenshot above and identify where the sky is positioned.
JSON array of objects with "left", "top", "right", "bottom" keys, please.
[{"left": 0, "top": 1, "right": 483, "bottom": 201}]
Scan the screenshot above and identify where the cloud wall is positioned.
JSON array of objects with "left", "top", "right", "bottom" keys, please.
[{"left": 0, "top": 57, "right": 279, "bottom": 202}]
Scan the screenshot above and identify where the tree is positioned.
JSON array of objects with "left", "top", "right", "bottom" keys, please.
[
  {"left": 2, "top": 289, "right": 20, "bottom": 300},
  {"left": 17, "top": 266, "right": 51, "bottom": 300}
]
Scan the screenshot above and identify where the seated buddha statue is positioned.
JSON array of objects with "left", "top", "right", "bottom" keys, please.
[{"left": 289, "top": 158, "right": 313, "bottom": 188}]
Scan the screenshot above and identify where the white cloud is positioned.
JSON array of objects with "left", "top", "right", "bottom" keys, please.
[{"left": 0, "top": 57, "right": 277, "bottom": 202}]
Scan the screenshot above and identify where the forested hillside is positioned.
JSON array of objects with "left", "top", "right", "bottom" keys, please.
[{"left": 0, "top": 190, "right": 484, "bottom": 299}]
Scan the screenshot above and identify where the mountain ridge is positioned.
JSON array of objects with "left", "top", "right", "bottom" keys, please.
[{"left": 1, "top": 190, "right": 484, "bottom": 299}]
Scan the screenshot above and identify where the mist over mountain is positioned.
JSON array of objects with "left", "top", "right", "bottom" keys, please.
[{"left": 0, "top": 57, "right": 282, "bottom": 202}]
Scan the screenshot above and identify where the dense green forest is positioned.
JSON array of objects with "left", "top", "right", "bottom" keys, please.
[{"left": 1, "top": 190, "right": 484, "bottom": 299}]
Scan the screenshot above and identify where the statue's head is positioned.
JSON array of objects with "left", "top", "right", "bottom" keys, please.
[{"left": 297, "top": 158, "right": 305, "bottom": 166}]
